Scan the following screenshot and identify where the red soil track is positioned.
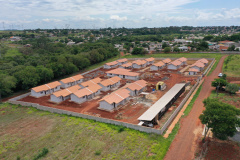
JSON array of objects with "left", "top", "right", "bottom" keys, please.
[{"left": 164, "top": 55, "right": 228, "bottom": 160}]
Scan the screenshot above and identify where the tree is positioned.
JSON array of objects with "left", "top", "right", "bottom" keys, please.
[
  {"left": 197, "top": 41, "right": 209, "bottom": 51},
  {"left": 227, "top": 45, "right": 235, "bottom": 51},
  {"left": 36, "top": 66, "right": 54, "bottom": 83},
  {"left": 211, "top": 78, "right": 228, "bottom": 90},
  {"left": 162, "top": 42, "right": 169, "bottom": 49},
  {"left": 163, "top": 47, "right": 171, "bottom": 53},
  {"left": 226, "top": 83, "right": 239, "bottom": 95},
  {"left": 0, "top": 73, "right": 17, "bottom": 97},
  {"left": 131, "top": 47, "right": 147, "bottom": 55},
  {"left": 173, "top": 47, "right": 180, "bottom": 53},
  {"left": 200, "top": 98, "right": 240, "bottom": 141},
  {"left": 14, "top": 66, "right": 40, "bottom": 89}
]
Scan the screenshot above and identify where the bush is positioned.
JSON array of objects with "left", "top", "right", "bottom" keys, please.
[
  {"left": 95, "top": 150, "right": 101, "bottom": 155},
  {"left": 33, "top": 148, "right": 49, "bottom": 160},
  {"left": 117, "top": 126, "right": 125, "bottom": 133}
]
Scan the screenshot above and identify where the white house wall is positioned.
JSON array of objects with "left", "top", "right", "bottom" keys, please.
[
  {"left": 71, "top": 94, "right": 87, "bottom": 104},
  {"left": 167, "top": 64, "right": 178, "bottom": 70}
]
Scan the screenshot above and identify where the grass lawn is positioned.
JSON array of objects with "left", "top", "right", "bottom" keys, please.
[
  {"left": 0, "top": 103, "right": 179, "bottom": 160},
  {"left": 223, "top": 55, "right": 240, "bottom": 77},
  {"left": 4, "top": 48, "right": 22, "bottom": 57}
]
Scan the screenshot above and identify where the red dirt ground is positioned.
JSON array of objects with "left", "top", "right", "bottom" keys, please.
[
  {"left": 196, "top": 138, "right": 240, "bottom": 160},
  {"left": 18, "top": 60, "right": 200, "bottom": 126},
  {"left": 164, "top": 55, "right": 228, "bottom": 160}
]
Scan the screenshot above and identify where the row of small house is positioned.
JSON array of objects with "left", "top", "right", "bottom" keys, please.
[
  {"left": 104, "top": 57, "right": 155, "bottom": 69},
  {"left": 188, "top": 58, "right": 209, "bottom": 75},
  {"left": 150, "top": 57, "right": 188, "bottom": 71},
  {"left": 99, "top": 80, "right": 147, "bottom": 111}
]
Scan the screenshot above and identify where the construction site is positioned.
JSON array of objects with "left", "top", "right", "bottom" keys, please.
[{"left": 17, "top": 57, "right": 213, "bottom": 129}]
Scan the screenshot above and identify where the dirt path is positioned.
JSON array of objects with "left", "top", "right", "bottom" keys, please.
[{"left": 164, "top": 55, "right": 227, "bottom": 160}]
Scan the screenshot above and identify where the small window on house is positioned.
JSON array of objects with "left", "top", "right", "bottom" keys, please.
[
  {"left": 55, "top": 87, "right": 57, "bottom": 89},
  {"left": 41, "top": 91, "right": 43, "bottom": 94},
  {"left": 83, "top": 96, "right": 85, "bottom": 98}
]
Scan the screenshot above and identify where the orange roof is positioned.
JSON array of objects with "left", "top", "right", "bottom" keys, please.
[
  {"left": 61, "top": 74, "right": 83, "bottom": 84},
  {"left": 73, "top": 84, "right": 102, "bottom": 98},
  {"left": 145, "top": 57, "right": 155, "bottom": 62},
  {"left": 189, "top": 68, "right": 199, "bottom": 72},
  {"left": 81, "top": 77, "right": 102, "bottom": 87},
  {"left": 126, "top": 80, "right": 147, "bottom": 91},
  {"left": 106, "top": 68, "right": 139, "bottom": 77},
  {"left": 153, "top": 61, "right": 165, "bottom": 67},
  {"left": 121, "top": 62, "right": 132, "bottom": 67},
  {"left": 117, "top": 58, "right": 128, "bottom": 63},
  {"left": 132, "top": 60, "right": 147, "bottom": 65},
  {"left": 198, "top": 58, "right": 208, "bottom": 64},
  {"left": 169, "top": 60, "right": 182, "bottom": 66},
  {"left": 220, "top": 46, "right": 228, "bottom": 50},
  {"left": 32, "top": 81, "right": 61, "bottom": 92},
  {"left": 100, "top": 89, "right": 130, "bottom": 104},
  {"left": 53, "top": 85, "right": 81, "bottom": 97},
  {"left": 191, "top": 62, "right": 204, "bottom": 68},
  {"left": 162, "top": 58, "right": 171, "bottom": 64},
  {"left": 100, "top": 76, "right": 121, "bottom": 87},
  {"left": 177, "top": 57, "right": 187, "bottom": 62},
  {"left": 219, "top": 40, "right": 234, "bottom": 43},
  {"left": 105, "top": 61, "right": 118, "bottom": 66}
]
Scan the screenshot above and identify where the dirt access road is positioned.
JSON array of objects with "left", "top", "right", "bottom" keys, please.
[{"left": 164, "top": 55, "right": 228, "bottom": 160}]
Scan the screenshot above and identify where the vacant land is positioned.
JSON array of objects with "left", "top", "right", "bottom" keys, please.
[
  {"left": 223, "top": 55, "right": 240, "bottom": 77},
  {"left": 0, "top": 103, "right": 179, "bottom": 160}
]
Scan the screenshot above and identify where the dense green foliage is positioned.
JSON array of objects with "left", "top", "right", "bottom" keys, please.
[
  {"left": 0, "top": 36, "right": 119, "bottom": 96},
  {"left": 200, "top": 98, "right": 240, "bottom": 141},
  {"left": 226, "top": 83, "right": 239, "bottom": 94},
  {"left": 33, "top": 148, "right": 49, "bottom": 160},
  {"left": 211, "top": 78, "right": 228, "bottom": 89},
  {"left": 131, "top": 47, "right": 148, "bottom": 55}
]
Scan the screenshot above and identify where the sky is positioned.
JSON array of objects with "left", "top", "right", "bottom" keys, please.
[{"left": 0, "top": 0, "right": 240, "bottom": 29}]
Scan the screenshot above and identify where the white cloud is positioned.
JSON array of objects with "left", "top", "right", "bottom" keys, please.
[{"left": 110, "top": 15, "right": 127, "bottom": 21}]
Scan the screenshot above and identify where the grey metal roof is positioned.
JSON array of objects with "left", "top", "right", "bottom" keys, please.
[{"left": 138, "top": 83, "right": 186, "bottom": 121}]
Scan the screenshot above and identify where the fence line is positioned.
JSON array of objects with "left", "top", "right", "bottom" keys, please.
[{"left": 7, "top": 57, "right": 215, "bottom": 135}]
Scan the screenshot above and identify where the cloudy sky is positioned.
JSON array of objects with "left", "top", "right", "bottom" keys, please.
[{"left": 0, "top": 0, "right": 240, "bottom": 29}]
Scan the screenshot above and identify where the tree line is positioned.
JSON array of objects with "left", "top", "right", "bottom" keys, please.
[{"left": 0, "top": 36, "right": 119, "bottom": 97}]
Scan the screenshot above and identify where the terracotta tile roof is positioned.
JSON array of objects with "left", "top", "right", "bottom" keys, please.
[
  {"left": 162, "top": 58, "right": 171, "bottom": 64},
  {"left": 189, "top": 68, "right": 199, "bottom": 72},
  {"left": 198, "top": 58, "right": 209, "bottom": 64},
  {"left": 53, "top": 85, "right": 81, "bottom": 97},
  {"left": 191, "top": 62, "right": 204, "bottom": 68},
  {"left": 126, "top": 80, "right": 147, "bottom": 91},
  {"left": 105, "top": 61, "right": 118, "bottom": 66},
  {"left": 132, "top": 60, "right": 147, "bottom": 65},
  {"left": 106, "top": 68, "right": 139, "bottom": 77},
  {"left": 117, "top": 58, "right": 128, "bottom": 63},
  {"left": 100, "top": 89, "right": 130, "bottom": 104},
  {"left": 169, "top": 60, "right": 182, "bottom": 66},
  {"left": 220, "top": 46, "right": 229, "bottom": 50},
  {"left": 73, "top": 84, "right": 102, "bottom": 98},
  {"left": 219, "top": 40, "right": 234, "bottom": 43},
  {"left": 60, "top": 74, "right": 83, "bottom": 84},
  {"left": 177, "top": 57, "right": 187, "bottom": 62},
  {"left": 153, "top": 61, "right": 165, "bottom": 67},
  {"left": 100, "top": 76, "right": 121, "bottom": 87},
  {"left": 32, "top": 81, "right": 61, "bottom": 92},
  {"left": 121, "top": 62, "right": 132, "bottom": 68},
  {"left": 145, "top": 57, "right": 155, "bottom": 62},
  {"left": 81, "top": 77, "right": 102, "bottom": 87}
]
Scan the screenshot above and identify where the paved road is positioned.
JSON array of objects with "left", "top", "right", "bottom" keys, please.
[{"left": 164, "top": 55, "right": 228, "bottom": 160}]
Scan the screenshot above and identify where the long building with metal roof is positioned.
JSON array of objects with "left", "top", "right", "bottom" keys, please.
[{"left": 138, "top": 83, "right": 186, "bottom": 123}]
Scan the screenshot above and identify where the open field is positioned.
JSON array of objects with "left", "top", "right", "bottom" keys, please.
[
  {"left": 0, "top": 103, "right": 178, "bottom": 160},
  {"left": 223, "top": 55, "right": 240, "bottom": 77}
]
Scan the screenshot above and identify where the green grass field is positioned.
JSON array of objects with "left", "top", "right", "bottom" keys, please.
[
  {"left": 0, "top": 103, "right": 180, "bottom": 160},
  {"left": 4, "top": 48, "right": 22, "bottom": 57},
  {"left": 223, "top": 55, "right": 240, "bottom": 77}
]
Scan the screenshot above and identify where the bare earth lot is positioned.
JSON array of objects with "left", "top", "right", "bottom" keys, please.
[{"left": 18, "top": 59, "right": 206, "bottom": 127}]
